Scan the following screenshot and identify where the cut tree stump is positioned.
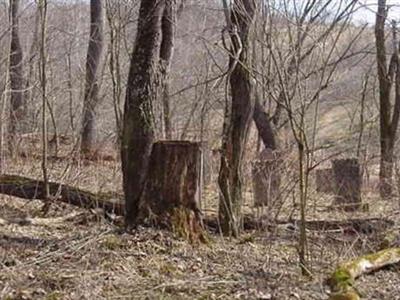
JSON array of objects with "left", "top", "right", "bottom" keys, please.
[
  {"left": 137, "top": 141, "right": 205, "bottom": 242},
  {"left": 252, "top": 148, "right": 281, "bottom": 207},
  {"left": 332, "top": 158, "right": 362, "bottom": 211},
  {"left": 315, "top": 168, "right": 334, "bottom": 194},
  {"left": 327, "top": 247, "right": 400, "bottom": 300},
  {"left": 0, "top": 174, "right": 124, "bottom": 215}
]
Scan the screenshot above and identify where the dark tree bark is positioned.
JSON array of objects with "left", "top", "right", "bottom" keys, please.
[
  {"left": 9, "top": 0, "right": 25, "bottom": 150},
  {"left": 375, "top": 0, "right": 400, "bottom": 198},
  {"left": 253, "top": 95, "right": 277, "bottom": 150},
  {"left": 159, "top": 0, "right": 176, "bottom": 139},
  {"left": 81, "top": 0, "right": 104, "bottom": 155},
  {"left": 138, "top": 141, "right": 205, "bottom": 241},
  {"left": 121, "top": 0, "right": 165, "bottom": 228},
  {"left": 218, "top": 0, "right": 256, "bottom": 237}
]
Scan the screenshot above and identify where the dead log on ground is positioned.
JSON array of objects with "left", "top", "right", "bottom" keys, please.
[
  {"left": 327, "top": 248, "right": 400, "bottom": 300},
  {"left": 203, "top": 214, "right": 394, "bottom": 234},
  {"left": 0, "top": 174, "right": 124, "bottom": 215}
]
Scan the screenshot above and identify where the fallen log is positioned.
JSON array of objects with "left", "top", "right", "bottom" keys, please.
[
  {"left": 0, "top": 175, "right": 395, "bottom": 238},
  {"left": 204, "top": 215, "right": 393, "bottom": 234},
  {"left": 0, "top": 174, "right": 124, "bottom": 215},
  {"left": 327, "top": 247, "right": 400, "bottom": 300}
]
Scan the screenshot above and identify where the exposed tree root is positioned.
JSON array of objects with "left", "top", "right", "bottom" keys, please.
[{"left": 327, "top": 248, "right": 400, "bottom": 300}]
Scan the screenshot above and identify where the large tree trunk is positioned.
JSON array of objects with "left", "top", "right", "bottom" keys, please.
[
  {"left": 375, "top": 0, "right": 400, "bottom": 199},
  {"left": 121, "top": 0, "right": 164, "bottom": 228},
  {"left": 8, "top": 0, "right": 25, "bottom": 151},
  {"left": 138, "top": 141, "right": 205, "bottom": 241},
  {"left": 218, "top": 0, "right": 256, "bottom": 237},
  {"left": 81, "top": 0, "right": 104, "bottom": 155}
]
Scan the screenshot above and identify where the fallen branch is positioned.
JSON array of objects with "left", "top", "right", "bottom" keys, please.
[
  {"left": 0, "top": 174, "right": 124, "bottom": 216},
  {"left": 327, "top": 248, "right": 400, "bottom": 300}
]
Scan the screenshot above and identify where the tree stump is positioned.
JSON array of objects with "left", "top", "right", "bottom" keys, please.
[
  {"left": 138, "top": 141, "right": 205, "bottom": 242},
  {"left": 252, "top": 148, "right": 281, "bottom": 207},
  {"left": 332, "top": 158, "right": 362, "bottom": 211},
  {"left": 315, "top": 168, "right": 334, "bottom": 193}
]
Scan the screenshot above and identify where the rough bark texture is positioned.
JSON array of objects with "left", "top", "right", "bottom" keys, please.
[
  {"left": 253, "top": 95, "right": 277, "bottom": 150},
  {"left": 138, "top": 141, "right": 205, "bottom": 241},
  {"left": 159, "top": 0, "right": 176, "bottom": 139},
  {"left": 315, "top": 168, "right": 335, "bottom": 194},
  {"left": 375, "top": 0, "right": 400, "bottom": 199},
  {"left": 9, "top": 0, "right": 25, "bottom": 150},
  {"left": 0, "top": 174, "right": 124, "bottom": 215},
  {"left": 121, "top": 0, "right": 164, "bottom": 228},
  {"left": 81, "top": 0, "right": 104, "bottom": 154},
  {"left": 328, "top": 248, "right": 400, "bottom": 300},
  {"left": 332, "top": 159, "right": 362, "bottom": 211},
  {"left": 218, "top": 0, "right": 256, "bottom": 237},
  {"left": 252, "top": 148, "right": 281, "bottom": 207}
]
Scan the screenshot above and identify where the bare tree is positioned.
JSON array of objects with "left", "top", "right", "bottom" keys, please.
[
  {"left": 160, "top": 0, "right": 176, "bottom": 140},
  {"left": 8, "top": 0, "right": 24, "bottom": 151},
  {"left": 81, "top": 0, "right": 104, "bottom": 155},
  {"left": 218, "top": 0, "right": 256, "bottom": 237},
  {"left": 121, "top": 0, "right": 164, "bottom": 228},
  {"left": 375, "top": 0, "right": 400, "bottom": 198}
]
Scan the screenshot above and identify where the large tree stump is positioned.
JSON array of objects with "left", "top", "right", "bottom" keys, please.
[
  {"left": 137, "top": 141, "right": 205, "bottom": 242},
  {"left": 252, "top": 148, "right": 281, "bottom": 207},
  {"left": 332, "top": 158, "right": 362, "bottom": 211},
  {"left": 315, "top": 168, "right": 334, "bottom": 194}
]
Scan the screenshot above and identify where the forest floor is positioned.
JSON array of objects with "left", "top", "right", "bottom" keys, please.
[{"left": 0, "top": 153, "right": 399, "bottom": 300}]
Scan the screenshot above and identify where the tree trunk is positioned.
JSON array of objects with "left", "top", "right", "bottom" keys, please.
[
  {"left": 121, "top": 0, "right": 164, "bottom": 228},
  {"left": 138, "top": 141, "right": 205, "bottom": 242},
  {"left": 218, "top": 0, "right": 256, "bottom": 237},
  {"left": 375, "top": 0, "right": 400, "bottom": 199},
  {"left": 253, "top": 95, "right": 277, "bottom": 150},
  {"left": 9, "top": 0, "right": 25, "bottom": 151},
  {"left": 332, "top": 158, "right": 362, "bottom": 211},
  {"left": 159, "top": 0, "right": 176, "bottom": 140},
  {"left": 81, "top": 0, "right": 104, "bottom": 155}
]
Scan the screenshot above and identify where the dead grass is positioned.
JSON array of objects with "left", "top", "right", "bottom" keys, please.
[{"left": 0, "top": 151, "right": 399, "bottom": 300}]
